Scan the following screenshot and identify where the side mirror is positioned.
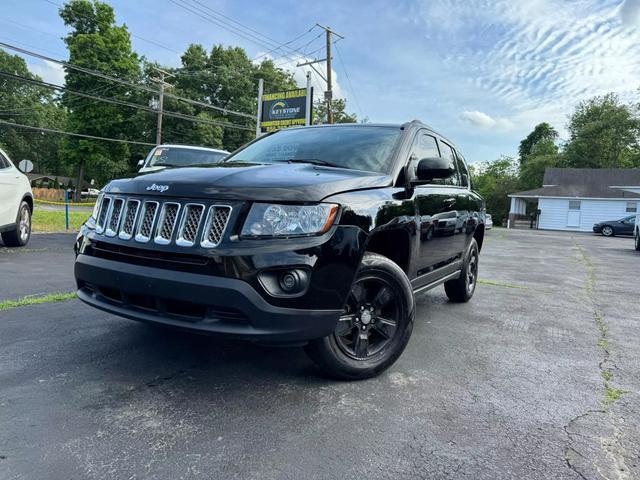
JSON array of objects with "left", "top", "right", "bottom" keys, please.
[
  {"left": 415, "top": 157, "right": 455, "bottom": 181},
  {"left": 137, "top": 159, "right": 145, "bottom": 168}
]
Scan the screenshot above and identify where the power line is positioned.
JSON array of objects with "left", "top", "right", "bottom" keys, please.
[
  {"left": 0, "top": 70, "right": 254, "bottom": 131},
  {"left": 250, "top": 27, "right": 319, "bottom": 62},
  {"left": 169, "top": 0, "right": 322, "bottom": 67},
  {"left": 0, "top": 40, "right": 256, "bottom": 120},
  {"left": 0, "top": 119, "right": 155, "bottom": 146},
  {"left": 334, "top": 43, "right": 364, "bottom": 119},
  {"left": 40, "top": 0, "right": 182, "bottom": 54}
]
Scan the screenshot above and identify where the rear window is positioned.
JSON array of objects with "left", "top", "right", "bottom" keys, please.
[{"left": 147, "top": 147, "right": 227, "bottom": 168}]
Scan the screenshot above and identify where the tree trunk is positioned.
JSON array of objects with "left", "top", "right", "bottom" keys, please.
[{"left": 75, "top": 160, "right": 85, "bottom": 202}]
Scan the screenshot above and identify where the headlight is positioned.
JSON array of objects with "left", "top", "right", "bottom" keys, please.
[
  {"left": 92, "top": 193, "right": 104, "bottom": 220},
  {"left": 241, "top": 203, "right": 338, "bottom": 238}
]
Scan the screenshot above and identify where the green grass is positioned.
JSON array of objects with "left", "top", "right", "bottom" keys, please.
[
  {"left": 0, "top": 292, "right": 76, "bottom": 312},
  {"left": 32, "top": 210, "right": 88, "bottom": 233},
  {"left": 603, "top": 386, "right": 626, "bottom": 406}
]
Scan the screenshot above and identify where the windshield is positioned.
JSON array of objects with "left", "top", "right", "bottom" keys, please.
[
  {"left": 147, "top": 147, "right": 227, "bottom": 168},
  {"left": 224, "top": 126, "right": 403, "bottom": 173}
]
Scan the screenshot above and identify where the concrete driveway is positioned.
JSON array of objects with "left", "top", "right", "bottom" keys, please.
[{"left": 0, "top": 229, "right": 638, "bottom": 479}]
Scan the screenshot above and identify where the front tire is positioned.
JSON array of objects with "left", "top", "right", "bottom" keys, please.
[
  {"left": 444, "top": 238, "right": 479, "bottom": 303},
  {"left": 305, "top": 252, "right": 415, "bottom": 380},
  {"left": 635, "top": 230, "right": 640, "bottom": 251},
  {"left": 1, "top": 201, "right": 31, "bottom": 247},
  {"left": 601, "top": 225, "right": 614, "bottom": 237}
]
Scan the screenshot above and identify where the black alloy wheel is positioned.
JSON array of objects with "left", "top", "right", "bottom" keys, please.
[
  {"left": 334, "top": 276, "right": 401, "bottom": 360},
  {"left": 305, "top": 252, "right": 415, "bottom": 380}
]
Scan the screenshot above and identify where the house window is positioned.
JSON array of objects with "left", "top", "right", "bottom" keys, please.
[
  {"left": 569, "top": 200, "right": 581, "bottom": 210},
  {"left": 626, "top": 201, "right": 637, "bottom": 213}
]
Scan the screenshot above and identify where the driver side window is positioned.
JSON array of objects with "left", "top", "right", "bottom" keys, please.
[{"left": 411, "top": 132, "right": 440, "bottom": 160}]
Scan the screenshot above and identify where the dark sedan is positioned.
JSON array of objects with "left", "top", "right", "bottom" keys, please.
[{"left": 593, "top": 215, "right": 636, "bottom": 236}]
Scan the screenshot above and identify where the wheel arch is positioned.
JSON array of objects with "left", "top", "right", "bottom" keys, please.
[
  {"left": 473, "top": 223, "right": 485, "bottom": 252},
  {"left": 22, "top": 193, "right": 33, "bottom": 213},
  {"left": 364, "top": 227, "right": 411, "bottom": 275}
]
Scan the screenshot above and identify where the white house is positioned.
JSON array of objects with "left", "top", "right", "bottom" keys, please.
[{"left": 508, "top": 168, "right": 640, "bottom": 232}]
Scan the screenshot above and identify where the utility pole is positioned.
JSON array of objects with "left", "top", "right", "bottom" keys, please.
[
  {"left": 298, "top": 25, "right": 343, "bottom": 124},
  {"left": 150, "top": 68, "right": 174, "bottom": 145},
  {"left": 256, "top": 78, "right": 264, "bottom": 137},
  {"left": 316, "top": 24, "right": 343, "bottom": 124}
]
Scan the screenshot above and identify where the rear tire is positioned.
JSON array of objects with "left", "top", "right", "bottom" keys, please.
[
  {"left": 444, "top": 238, "right": 479, "bottom": 303},
  {"left": 601, "top": 225, "right": 614, "bottom": 237},
  {"left": 305, "top": 252, "right": 415, "bottom": 380},
  {"left": 1, "top": 201, "right": 31, "bottom": 247}
]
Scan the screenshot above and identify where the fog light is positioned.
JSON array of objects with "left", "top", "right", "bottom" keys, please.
[
  {"left": 258, "top": 268, "right": 310, "bottom": 297},
  {"left": 279, "top": 271, "right": 299, "bottom": 292}
]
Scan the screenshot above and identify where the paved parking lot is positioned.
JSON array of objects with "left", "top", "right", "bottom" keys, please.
[{"left": 1, "top": 229, "right": 638, "bottom": 479}]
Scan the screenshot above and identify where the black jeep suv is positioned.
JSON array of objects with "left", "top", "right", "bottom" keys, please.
[{"left": 74, "top": 121, "right": 485, "bottom": 379}]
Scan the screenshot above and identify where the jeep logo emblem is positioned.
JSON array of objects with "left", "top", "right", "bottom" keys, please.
[{"left": 146, "top": 184, "right": 169, "bottom": 192}]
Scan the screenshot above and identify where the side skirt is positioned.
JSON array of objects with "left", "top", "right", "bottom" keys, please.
[
  {"left": 412, "top": 270, "right": 461, "bottom": 294},
  {"left": 411, "top": 260, "right": 462, "bottom": 294}
]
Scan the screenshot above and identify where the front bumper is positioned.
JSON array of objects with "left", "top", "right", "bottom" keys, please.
[
  {"left": 75, "top": 255, "right": 342, "bottom": 342},
  {"left": 74, "top": 224, "right": 367, "bottom": 342},
  {"left": 592, "top": 225, "right": 602, "bottom": 233}
]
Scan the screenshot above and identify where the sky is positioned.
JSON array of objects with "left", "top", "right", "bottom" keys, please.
[{"left": 2, "top": 0, "right": 640, "bottom": 163}]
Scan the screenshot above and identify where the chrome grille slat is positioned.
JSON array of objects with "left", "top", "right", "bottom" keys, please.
[
  {"left": 96, "top": 196, "right": 112, "bottom": 234},
  {"left": 201, "top": 205, "right": 232, "bottom": 248},
  {"left": 118, "top": 200, "right": 140, "bottom": 240},
  {"left": 154, "top": 203, "right": 180, "bottom": 245},
  {"left": 176, "top": 204, "right": 204, "bottom": 247},
  {"left": 135, "top": 201, "right": 159, "bottom": 243},
  {"left": 105, "top": 198, "right": 124, "bottom": 237}
]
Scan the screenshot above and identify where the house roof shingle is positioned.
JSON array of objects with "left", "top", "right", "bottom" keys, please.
[{"left": 510, "top": 168, "right": 640, "bottom": 199}]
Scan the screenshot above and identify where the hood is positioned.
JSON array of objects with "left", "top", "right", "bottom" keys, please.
[{"left": 106, "top": 162, "right": 392, "bottom": 202}]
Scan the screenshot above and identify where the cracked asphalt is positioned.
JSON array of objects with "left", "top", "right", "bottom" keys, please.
[{"left": 0, "top": 229, "right": 638, "bottom": 479}]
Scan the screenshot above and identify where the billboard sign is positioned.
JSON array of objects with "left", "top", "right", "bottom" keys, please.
[{"left": 260, "top": 88, "right": 312, "bottom": 132}]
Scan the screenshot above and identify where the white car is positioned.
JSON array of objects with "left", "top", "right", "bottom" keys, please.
[
  {"left": 485, "top": 213, "right": 493, "bottom": 230},
  {"left": 138, "top": 144, "right": 229, "bottom": 173},
  {"left": 0, "top": 148, "right": 33, "bottom": 247}
]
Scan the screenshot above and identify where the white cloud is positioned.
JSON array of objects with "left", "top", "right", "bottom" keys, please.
[
  {"left": 460, "top": 110, "right": 514, "bottom": 131},
  {"left": 620, "top": 0, "right": 640, "bottom": 27},
  {"left": 28, "top": 60, "right": 65, "bottom": 86},
  {"left": 411, "top": 0, "right": 640, "bottom": 136}
]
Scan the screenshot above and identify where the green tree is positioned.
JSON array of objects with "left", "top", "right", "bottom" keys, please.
[
  {"left": 518, "top": 122, "right": 558, "bottom": 164},
  {"left": 313, "top": 98, "right": 357, "bottom": 124},
  {"left": 563, "top": 93, "right": 640, "bottom": 168},
  {"left": 470, "top": 156, "right": 519, "bottom": 226},
  {"left": 59, "top": 0, "right": 142, "bottom": 197},
  {"left": 0, "top": 51, "right": 67, "bottom": 174}
]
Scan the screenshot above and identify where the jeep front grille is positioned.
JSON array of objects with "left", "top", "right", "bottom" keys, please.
[
  {"left": 177, "top": 204, "right": 204, "bottom": 246},
  {"left": 202, "top": 206, "right": 232, "bottom": 248},
  {"left": 135, "top": 201, "right": 158, "bottom": 243},
  {"left": 97, "top": 195, "right": 232, "bottom": 248},
  {"left": 118, "top": 199, "right": 140, "bottom": 240},
  {"left": 105, "top": 198, "right": 124, "bottom": 237},
  {"left": 155, "top": 203, "right": 180, "bottom": 244},
  {"left": 96, "top": 196, "right": 112, "bottom": 234}
]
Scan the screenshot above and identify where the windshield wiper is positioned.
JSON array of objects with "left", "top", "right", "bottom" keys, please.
[
  {"left": 152, "top": 162, "right": 178, "bottom": 168},
  {"left": 283, "top": 158, "right": 341, "bottom": 168}
]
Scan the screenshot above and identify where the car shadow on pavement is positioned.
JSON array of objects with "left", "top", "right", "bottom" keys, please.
[{"left": 84, "top": 320, "right": 335, "bottom": 390}]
